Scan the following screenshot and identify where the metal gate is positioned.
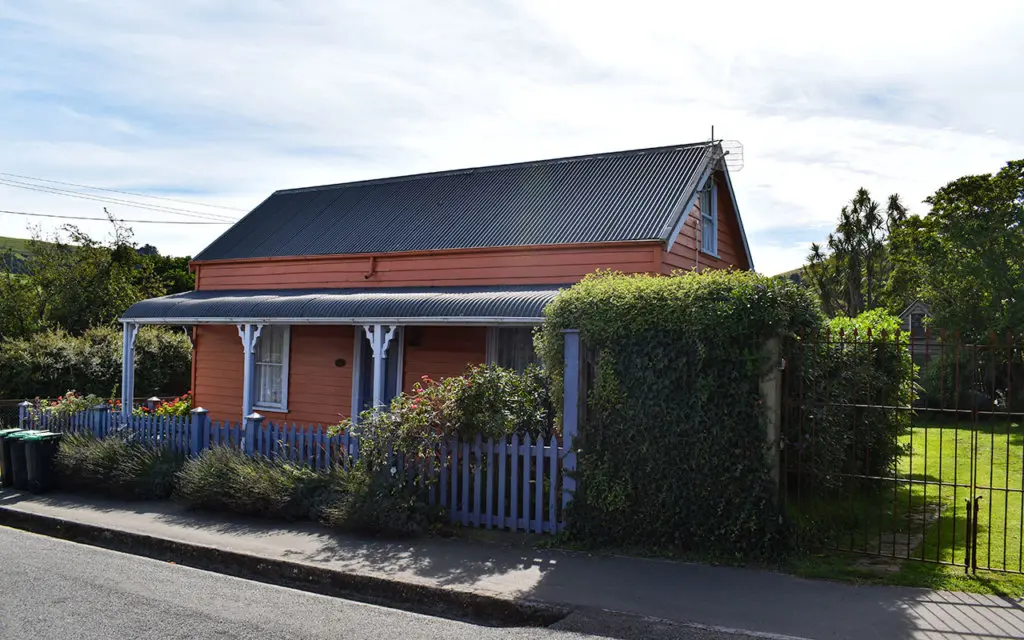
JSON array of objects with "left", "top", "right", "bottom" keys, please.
[{"left": 782, "top": 329, "right": 1024, "bottom": 574}]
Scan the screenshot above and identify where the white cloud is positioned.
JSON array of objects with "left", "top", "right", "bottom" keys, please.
[{"left": 1, "top": 0, "right": 1022, "bottom": 276}]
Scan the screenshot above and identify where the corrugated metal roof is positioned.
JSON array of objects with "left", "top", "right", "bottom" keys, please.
[
  {"left": 196, "top": 142, "right": 716, "bottom": 261},
  {"left": 120, "top": 285, "right": 564, "bottom": 324}
]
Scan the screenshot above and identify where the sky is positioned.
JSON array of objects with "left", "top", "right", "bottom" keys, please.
[{"left": 1, "top": 1, "right": 1022, "bottom": 275}]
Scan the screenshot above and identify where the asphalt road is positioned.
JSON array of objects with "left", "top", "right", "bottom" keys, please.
[{"left": 0, "top": 526, "right": 748, "bottom": 640}]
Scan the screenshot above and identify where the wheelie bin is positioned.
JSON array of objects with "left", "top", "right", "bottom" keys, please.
[
  {"left": 7, "top": 430, "right": 45, "bottom": 490},
  {"left": 0, "top": 428, "right": 23, "bottom": 487},
  {"left": 25, "top": 432, "right": 63, "bottom": 493}
]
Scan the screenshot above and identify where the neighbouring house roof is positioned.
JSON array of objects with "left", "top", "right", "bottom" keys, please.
[
  {"left": 898, "top": 300, "right": 932, "bottom": 320},
  {"left": 120, "top": 285, "right": 564, "bottom": 325},
  {"left": 195, "top": 142, "right": 725, "bottom": 262}
]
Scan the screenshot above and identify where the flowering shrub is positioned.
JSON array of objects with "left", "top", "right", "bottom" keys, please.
[
  {"left": 332, "top": 365, "right": 551, "bottom": 463},
  {"left": 31, "top": 390, "right": 107, "bottom": 418},
  {"left": 327, "top": 365, "right": 551, "bottom": 534},
  {"left": 455, "top": 365, "right": 551, "bottom": 440},
  {"left": 133, "top": 392, "right": 193, "bottom": 417}
]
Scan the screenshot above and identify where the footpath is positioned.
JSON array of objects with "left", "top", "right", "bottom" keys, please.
[{"left": 1, "top": 489, "right": 1022, "bottom": 640}]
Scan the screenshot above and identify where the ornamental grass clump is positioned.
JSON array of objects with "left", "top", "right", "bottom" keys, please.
[
  {"left": 175, "top": 446, "right": 345, "bottom": 521},
  {"left": 55, "top": 433, "right": 183, "bottom": 500}
]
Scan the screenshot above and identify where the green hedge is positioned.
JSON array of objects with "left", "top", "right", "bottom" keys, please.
[
  {"left": 538, "top": 270, "right": 821, "bottom": 558},
  {"left": 0, "top": 325, "right": 191, "bottom": 399},
  {"left": 788, "top": 310, "right": 916, "bottom": 490}
]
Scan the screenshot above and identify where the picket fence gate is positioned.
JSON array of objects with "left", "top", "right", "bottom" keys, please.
[{"left": 20, "top": 404, "right": 569, "bottom": 533}]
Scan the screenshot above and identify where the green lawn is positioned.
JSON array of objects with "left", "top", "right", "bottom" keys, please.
[{"left": 790, "top": 419, "right": 1024, "bottom": 596}]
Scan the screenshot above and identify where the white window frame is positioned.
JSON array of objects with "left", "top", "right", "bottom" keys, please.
[
  {"left": 485, "top": 326, "right": 540, "bottom": 372},
  {"left": 350, "top": 326, "right": 405, "bottom": 418},
  {"left": 253, "top": 325, "right": 290, "bottom": 412},
  {"left": 700, "top": 179, "right": 719, "bottom": 257}
]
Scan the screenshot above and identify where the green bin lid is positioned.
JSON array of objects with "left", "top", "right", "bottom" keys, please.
[
  {"left": 8, "top": 430, "right": 46, "bottom": 439},
  {"left": 0, "top": 428, "right": 23, "bottom": 436},
  {"left": 22, "top": 432, "right": 62, "bottom": 441}
]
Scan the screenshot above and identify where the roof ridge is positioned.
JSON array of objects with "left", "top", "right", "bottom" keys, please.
[{"left": 276, "top": 141, "right": 714, "bottom": 195}]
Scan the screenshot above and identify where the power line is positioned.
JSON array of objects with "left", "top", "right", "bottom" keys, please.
[
  {"left": 0, "top": 178, "right": 239, "bottom": 222},
  {"left": 0, "top": 209, "right": 232, "bottom": 225},
  {"left": 0, "top": 177, "right": 238, "bottom": 221},
  {"left": 0, "top": 171, "right": 247, "bottom": 212}
]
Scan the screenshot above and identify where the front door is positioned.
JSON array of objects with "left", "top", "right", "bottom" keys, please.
[{"left": 355, "top": 327, "right": 404, "bottom": 413}]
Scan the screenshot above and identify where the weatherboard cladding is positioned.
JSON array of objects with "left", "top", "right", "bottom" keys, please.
[
  {"left": 121, "top": 285, "right": 564, "bottom": 323},
  {"left": 195, "top": 143, "right": 713, "bottom": 261}
]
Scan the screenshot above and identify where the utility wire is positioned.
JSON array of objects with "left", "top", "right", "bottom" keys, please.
[
  {"left": 0, "top": 171, "right": 247, "bottom": 212},
  {"left": 0, "top": 177, "right": 238, "bottom": 221},
  {"left": 0, "top": 209, "right": 232, "bottom": 225},
  {"left": 0, "top": 178, "right": 239, "bottom": 222}
]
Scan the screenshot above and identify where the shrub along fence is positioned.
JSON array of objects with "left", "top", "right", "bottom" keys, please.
[{"left": 18, "top": 403, "right": 569, "bottom": 534}]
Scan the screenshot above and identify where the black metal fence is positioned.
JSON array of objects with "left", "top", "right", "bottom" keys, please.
[{"left": 782, "top": 329, "right": 1024, "bottom": 574}]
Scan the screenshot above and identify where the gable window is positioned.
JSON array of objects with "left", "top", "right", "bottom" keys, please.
[
  {"left": 254, "top": 325, "right": 290, "bottom": 411},
  {"left": 700, "top": 179, "right": 718, "bottom": 256},
  {"left": 486, "top": 327, "right": 540, "bottom": 373}
]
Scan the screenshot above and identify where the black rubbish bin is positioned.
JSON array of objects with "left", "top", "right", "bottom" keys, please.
[
  {"left": 24, "top": 432, "right": 62, "bottom": 494},
  {"left": 8, "top": 432, "right": 34, "bottom": 490},
  {"left": 0, "top": 428, "right": 23, "bottom": 487}
]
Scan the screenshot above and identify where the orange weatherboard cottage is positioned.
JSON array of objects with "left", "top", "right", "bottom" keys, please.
[{"left": 120, "top": 141, "right": 754, "bottom": 425}]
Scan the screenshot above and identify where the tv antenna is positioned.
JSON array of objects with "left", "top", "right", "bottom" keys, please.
[
  {"left": 721, "top": 140, "right": 744, "bottom": 171},
  {"left": 710, "top": 126, "right": 744, "bottom": 171}
]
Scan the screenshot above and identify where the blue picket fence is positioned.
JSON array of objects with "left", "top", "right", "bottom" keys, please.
[
  {"left": 20, "top": 406, "right": 568, "bottom": 533},
  {"left": 432, "top": 433, "right": 565, "bottom": 533}
]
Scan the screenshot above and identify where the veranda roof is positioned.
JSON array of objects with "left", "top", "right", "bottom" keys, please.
[{"left": 120, "top": 285, "right": 564, "bottom": 325}]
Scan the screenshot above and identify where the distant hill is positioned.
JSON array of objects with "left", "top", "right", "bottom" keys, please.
[
  {"left": 0, "top": 236, "right": 32, "bottom": 255},
  {"left": 776, "top": 266, "right": 805, "bottom": 284},
  {"left": 0, "top": 236, "right": 33, "bottom": 274}
]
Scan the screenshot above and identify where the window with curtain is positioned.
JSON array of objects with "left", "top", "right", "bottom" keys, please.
[
  {"left": 487, "top": 327, "right": 540, "bottom": 372},
  {"left": 700, "top": 180, "right": 718, "bottom": 255},
  {"left": 254, "top": 325, "right": 290, "bottom": 410}
]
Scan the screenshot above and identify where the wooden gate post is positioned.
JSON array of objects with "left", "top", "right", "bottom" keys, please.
[
  {"left": 244, "top": 412, "right": 263, "bottom": 456},
  {"left": 760, "top": 338, "right": 784, "bottom": 494},
  {"left": 90, "top": 403, "right": 108, "bottom": 438},
  {"left": 189, "top": 407, "right": 209, "bottom": 456},
  {"left": 560, "top": 329, "right": 581, "bottom": 530},
  {"left": 18, "top": 401, "right": 31, "bottom": 429}
]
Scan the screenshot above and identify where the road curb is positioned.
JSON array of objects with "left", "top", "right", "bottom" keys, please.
[{"left": 0, "top": 506, "right": 567, "bottom": 628}]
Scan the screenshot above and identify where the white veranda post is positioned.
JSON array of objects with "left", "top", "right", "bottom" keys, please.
[
  {"left": 120, "top": 322, "right": 140, "bottom": 417},
  {"left": 362, "top": 324, "right": 398, "bottom": 408},
  {"left": 237, "top": 323, "right": 264, "bottom": 421}
]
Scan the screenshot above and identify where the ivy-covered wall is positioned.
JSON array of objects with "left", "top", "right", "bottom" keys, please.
[{"left": 538, "top": 270, "right": 821, "bottom": 558}]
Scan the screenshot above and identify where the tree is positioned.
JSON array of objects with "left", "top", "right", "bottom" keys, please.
[
  {"left": 0, "top": 217, "right": 188, "bottom": 338},
  {"left": 896, "top": 159, "right": 1024, "bottom": 340},
  {"left": 803, "top": 188, "right": 907, "bottom": 317},
  {"left": 141, "top": 253, "right": 194, "bottom": 294},
  {"left": 0, "top": 251, "right": 45, "bottom": 339}
]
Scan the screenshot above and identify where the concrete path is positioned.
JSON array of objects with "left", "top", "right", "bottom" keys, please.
[{"left": 2, "top": 489, "right": 1023, "bottom": 640}]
